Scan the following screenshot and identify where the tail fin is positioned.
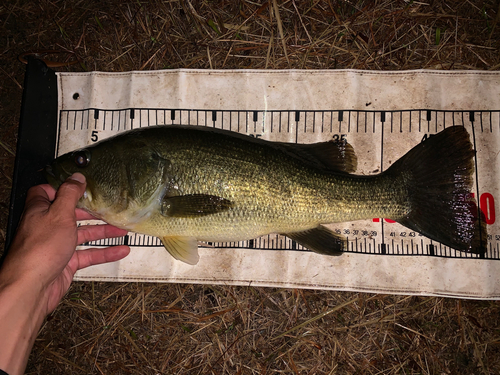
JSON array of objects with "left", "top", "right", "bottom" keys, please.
[{"left": 388, "top": 126, "right": 487, "bottom": 254}]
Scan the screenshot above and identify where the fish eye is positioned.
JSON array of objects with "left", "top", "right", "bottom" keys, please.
[{"left": 74, "top": 150, "right": 91, "bottom": 168}]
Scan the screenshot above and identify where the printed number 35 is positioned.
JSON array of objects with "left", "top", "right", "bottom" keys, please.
[{"left": 332, "top": 134, "right": 347, "bottom": 143}]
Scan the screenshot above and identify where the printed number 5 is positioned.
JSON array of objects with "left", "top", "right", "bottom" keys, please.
[{"left": 91, "top": 130, "right": 99, "bottom": 142}]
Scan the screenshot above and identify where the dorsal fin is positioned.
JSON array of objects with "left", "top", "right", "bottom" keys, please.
[{"left": 277, "top": 140, "right": 357, "bottom": 173}]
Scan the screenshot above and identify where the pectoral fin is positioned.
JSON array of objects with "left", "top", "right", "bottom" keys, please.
[
  {"left": 161, "top": 194, "right": 233, "bottom": 217},
  {"left": 161, "top": 236, "right": 199, "bottom": 265},
  {"left": 284, "top": 226, "right": 346, "bottom": 256}
]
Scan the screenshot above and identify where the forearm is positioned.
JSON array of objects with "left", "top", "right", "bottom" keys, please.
[{"left": 0, "top": 278, "right": 47, "bottom": 375}]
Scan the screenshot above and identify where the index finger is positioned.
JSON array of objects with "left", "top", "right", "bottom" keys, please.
[
  {"left": 35, "top": 184, "right": 58, "bottom": 201},
  {"left": 24, "top": 185, "right": 52, "bottom": 214},
  {"left": 76, "top": 208, "right": 98, "bottom": 221}
]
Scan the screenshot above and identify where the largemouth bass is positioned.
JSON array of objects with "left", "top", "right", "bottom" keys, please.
[{"left": 45, "top": 125, "right": 487, "bottom": 264}]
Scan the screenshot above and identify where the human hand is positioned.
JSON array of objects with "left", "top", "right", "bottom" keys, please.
[
  {"left": 0, "top": 173, "right": 130, "bottom": 314},
  {"left": 0, "top": 173, "right": 130, "bottom": 375}
]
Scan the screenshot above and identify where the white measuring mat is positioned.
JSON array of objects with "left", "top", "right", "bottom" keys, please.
[{"left": 56, "top": 70, "right": 500, "bottom": 299}]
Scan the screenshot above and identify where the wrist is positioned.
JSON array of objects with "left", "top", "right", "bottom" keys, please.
[{"left": 0, "top": 276, "right": 48, "bottom": 375}]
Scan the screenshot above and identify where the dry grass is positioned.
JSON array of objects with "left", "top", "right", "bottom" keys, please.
[{"left": 1, "top": 0, "right": 500, "bottom": 374}]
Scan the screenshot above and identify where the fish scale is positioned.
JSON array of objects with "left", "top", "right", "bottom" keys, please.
[
  {"left": 148, "top": 129, "right": 395, "bottom": 230},
  {"left": 46, "top": 124, "right": 486, "bottom": 264}
]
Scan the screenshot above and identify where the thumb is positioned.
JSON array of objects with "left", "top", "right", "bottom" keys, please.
[{"left": 50, "top": 173, "right": 87, "bottom": 213}]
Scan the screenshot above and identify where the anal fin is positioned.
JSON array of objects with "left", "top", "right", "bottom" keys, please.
[
  {"left": 283, "top": 226, "right": 346, "bottom": 256},
  {"left": 161, "top": 236, "right": 199, "bottom": 265}
]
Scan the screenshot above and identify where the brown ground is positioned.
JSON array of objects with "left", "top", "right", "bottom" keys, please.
[{"left": 1, "top": 1, "right": 500, "bottom": 374}]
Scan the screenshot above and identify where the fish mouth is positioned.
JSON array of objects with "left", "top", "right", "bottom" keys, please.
[{"left": 44, "top": 162, "right": 71, "bottom": 189}]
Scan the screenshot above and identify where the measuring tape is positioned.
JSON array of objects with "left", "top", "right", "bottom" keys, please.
[{"left": 56, "top": 108, "right": 499, "bottom": 260}]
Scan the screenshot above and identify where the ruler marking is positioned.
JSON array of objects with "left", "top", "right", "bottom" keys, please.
[
  {"left": 103, "top": 111, "right": 107, "bottom": 131},
  {"left": 427, "top": 110, "right": 431, "bottom": 132},
  {"left": 380, "top": 112, "right": 386, "bottom": 246},
  {"left": 295, "top": 111, "right": 299, "bottom": 143},
  {"left": 65, "top": 111, "right": 70, "bottom": 131},
  {"left": 470, "top": 119, "right": 486, "bottom": 259},
  {"left": 59, "top": 108, "right": 497, "bottom": 260},
  {"left": 73, "top": 111, "right": 77, "bottom": 130}
]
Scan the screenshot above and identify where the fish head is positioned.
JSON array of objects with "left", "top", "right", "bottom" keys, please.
[
  {"left": 44, "top": 132, "right": 170, "bottom": 225},
  {"left": 44, "top": 142, "right": 132, "bottom": 216}
]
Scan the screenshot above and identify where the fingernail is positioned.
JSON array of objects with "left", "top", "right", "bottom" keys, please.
[{"left": 68, "top": 173, "right": 86, "bottom": 184}]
